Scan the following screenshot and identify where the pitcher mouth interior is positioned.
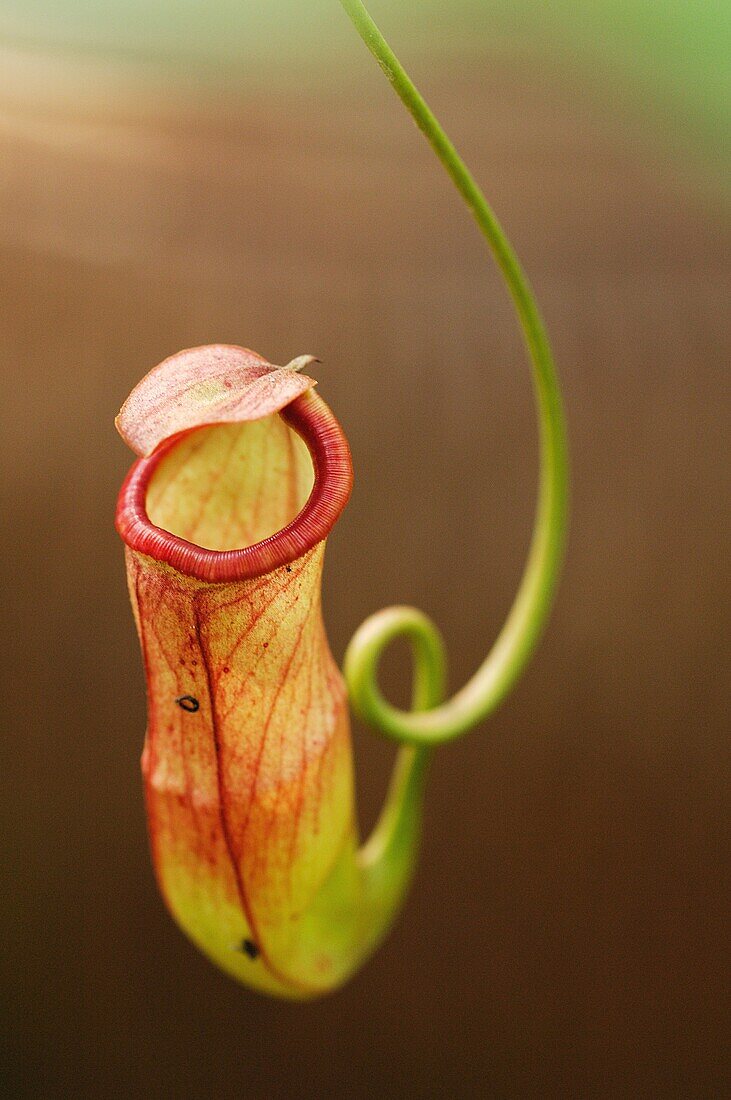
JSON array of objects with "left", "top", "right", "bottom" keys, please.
[{"left": 115, "top": 390, "right": 353, "bottom": 584}]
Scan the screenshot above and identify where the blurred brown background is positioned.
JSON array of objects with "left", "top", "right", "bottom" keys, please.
[{"left": 2, "top": 26, "right": 729, "bottom": 1100}]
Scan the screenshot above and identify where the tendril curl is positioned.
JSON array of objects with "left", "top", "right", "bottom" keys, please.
[{"left": 339, "top": 0, "right": 569, "bottom": 746}]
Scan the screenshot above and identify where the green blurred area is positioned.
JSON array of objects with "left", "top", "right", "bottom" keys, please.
[{"left": 1, "top": 1, "right": 728, "bottom": 176}]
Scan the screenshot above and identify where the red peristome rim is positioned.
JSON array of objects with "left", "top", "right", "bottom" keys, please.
[{"left": 115, "top": 389, "right": 353, "bottom": 583}]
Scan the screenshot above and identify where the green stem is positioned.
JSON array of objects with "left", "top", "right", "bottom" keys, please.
[
  {"left": 356, "top": 609, "right": 445, "bottom": 947},
  {"left": 340, "top": 0, "right": 569, "bottom": 744}
]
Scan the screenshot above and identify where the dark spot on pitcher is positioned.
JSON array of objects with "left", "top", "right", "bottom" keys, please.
[{"left": 176, "top": 695, "right": 200, "bottom": 713}]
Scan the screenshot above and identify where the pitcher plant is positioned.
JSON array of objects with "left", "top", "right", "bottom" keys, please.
[{"left": 115, "top": 0, "right": 568, "bottom": 999}]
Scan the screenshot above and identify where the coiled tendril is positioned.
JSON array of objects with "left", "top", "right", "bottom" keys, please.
[{"left": 339, "top": 0, "right": 569, "bottom": 746}]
